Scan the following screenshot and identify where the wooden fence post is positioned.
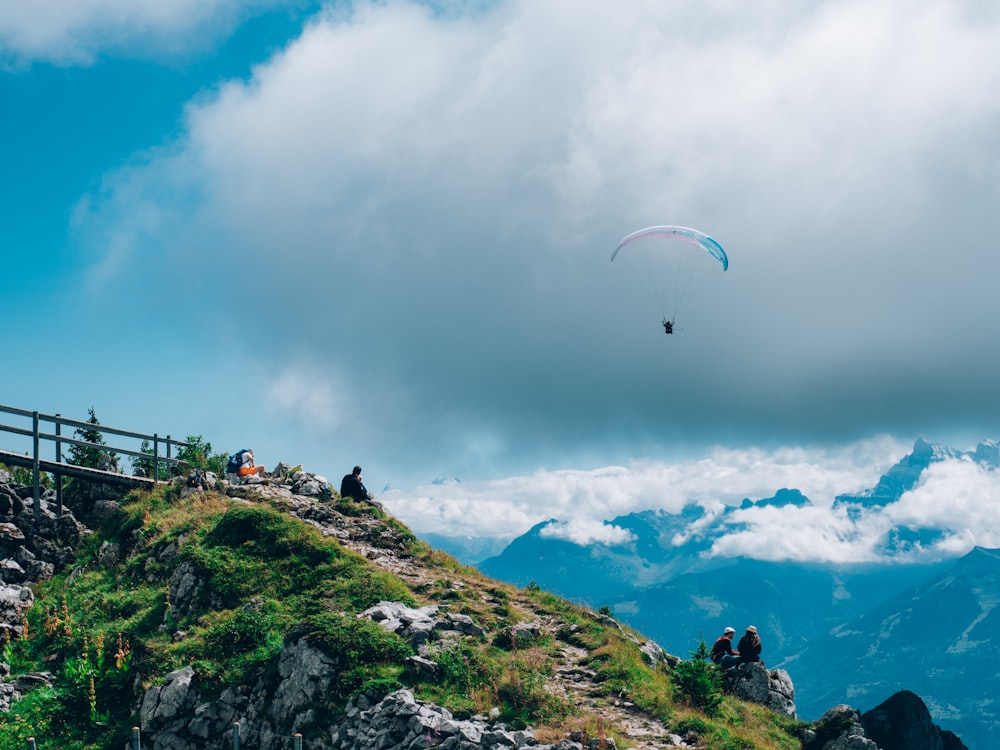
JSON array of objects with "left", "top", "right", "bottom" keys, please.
[
  {"left": 31, "top": 411, "right": 40, "bottom": 524},
  {"left": 55, "top": 414, "right": 63, "bottom": 517}
]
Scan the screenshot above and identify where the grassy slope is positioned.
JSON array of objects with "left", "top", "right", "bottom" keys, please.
[{"left": 0, "top": 483, "right": 804, "bottom": 750}]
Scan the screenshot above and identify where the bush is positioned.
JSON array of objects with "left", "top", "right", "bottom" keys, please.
[
  {"left": 672, "top": 639, "right": 723, "bottom": 716},
  {"left": 175, "top": 435, "right": 227, "bottom": 475},
  {"left": 434, "top": 642, "right": 499, "bottom": 691},
  {"left": 207, "top": 608, "right": 273, "bottom": 657},
  {"left": 303, "top": 612, "right": 411, "bottom": 696}
]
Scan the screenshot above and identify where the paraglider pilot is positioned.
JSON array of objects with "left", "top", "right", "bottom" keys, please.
[{"left": 662, "top": 318, "right": 674, "bottom": 335}]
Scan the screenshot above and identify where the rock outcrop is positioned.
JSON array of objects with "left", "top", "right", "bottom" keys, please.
[
  {"left": 861, "top": 690, "right": 969, "bottom": 750},
  {"left": 335, "top": 689, "right": 545, "bottom": 750},
  {"left": 721, "top": 661, "right": 796, "bottom": 719},
  {"left": 0, "top": 481, "right": 88, "bottom": 637},
  {"left": 801, "top": 704, "right": 879, "bottom": 750}
]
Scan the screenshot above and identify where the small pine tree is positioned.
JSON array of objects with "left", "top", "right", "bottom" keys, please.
[
  {"left": 134, "top": 435, "right": 226, "bottom": 478},
  {"left": 671, "top": 638, "right": 724, "bottom": 716},
  {"left": 68, "top": 407, "right": 108, "bottom": 469},
  {"left": 175, "top": 435, "right": 227, "bottom": 475}
]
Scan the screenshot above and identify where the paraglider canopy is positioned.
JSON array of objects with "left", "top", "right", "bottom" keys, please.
[
  {"left": 611, "top": 225, "right": 728, "bottom": 270},
  {"left": 611, "top": 225, "right": 728, "bottom": 332}
]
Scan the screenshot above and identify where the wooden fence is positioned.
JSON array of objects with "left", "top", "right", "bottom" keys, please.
[{"left": 0, "top": 403, "right": 189, "bottom": 522}]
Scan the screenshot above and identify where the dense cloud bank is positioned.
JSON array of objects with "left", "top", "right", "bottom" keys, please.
[
  {"left": 387, "top": 439, "right": 1000, "bottom": 564},
  {"left": 42, "top": 0, "right": 1000, "bottom": 488}
]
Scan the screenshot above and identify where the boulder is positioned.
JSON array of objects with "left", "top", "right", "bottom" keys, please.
[
  {"left": 0, "top": 583, "right": 34, "bottom": 633},
  {"left": 722, "top": 661, "right": 796, "bottom": 719},
  {"left": 140, "top": 665, "right": 199, "bottom": 734},
  {"left": 861, "top": 690, "right": 969, "bottom": 750},
  {"left": 333, "top": 689, "right": 543, "bottom": 750},
  {"left": 270, "top": 636, "right": 340, "bottom": 735},
  {"left": 802, "top": 704, "right": 879, "bottom": 750}
]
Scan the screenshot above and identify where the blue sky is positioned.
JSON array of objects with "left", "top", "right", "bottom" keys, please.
[{"left": 3, "top": 0, "right": 1000, "bottom": 555}]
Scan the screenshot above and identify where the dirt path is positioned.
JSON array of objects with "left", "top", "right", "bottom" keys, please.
[{"left": 546, "top": 643, "right": 691, "bottom": 750}]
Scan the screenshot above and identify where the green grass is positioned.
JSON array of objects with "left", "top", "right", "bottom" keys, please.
[{"left": 0, "top": 482, "right": 809, "bottom": 750}]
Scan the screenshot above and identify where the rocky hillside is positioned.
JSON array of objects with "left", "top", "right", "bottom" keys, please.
[{"left": 0, "top": 466, "right": 966, "bottom": 750}]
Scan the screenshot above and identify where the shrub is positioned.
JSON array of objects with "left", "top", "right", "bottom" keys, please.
[
  {"left": 0, "top": 462, "right": 52, "bottom": 489},
  {"left": 174, "top": 435, "right": 227, "bottom": 475},
  {"left": 671, "top": 639, "right": 723, "bottom": 716},
  {"left": 496, "top": 647, "right": 568, "bottom": 726},
  {"left": 303, "top": 612, "right": 411, "bottom": 696},
  {"left": 356, "top": 673, "right": 405, "bottom": 700},
  {"left": 207, "top": 608, "right": 273, "bottom": 657},
  {"left": 433, "top": 642, "right": 499, "bottom": 691}
]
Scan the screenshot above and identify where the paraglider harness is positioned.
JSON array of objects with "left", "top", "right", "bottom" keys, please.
[{"left": 662, "top": 318, "right": 674, "bottom": 335}]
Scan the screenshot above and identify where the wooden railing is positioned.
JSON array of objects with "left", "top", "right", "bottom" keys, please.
[{"left": 0, "top": 404, "right": 189, "bottom": 523}]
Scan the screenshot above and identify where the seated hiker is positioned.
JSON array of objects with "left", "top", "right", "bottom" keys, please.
[
  {"left": 711, "top": 626, "right": 742, "bottom": 669},
  {"left": 340, "top": 465, "right": 374, "bottom": 502},
  {"left": 738, "top": 625, "right": 762, "bottom": 663},
  {"left": 237, "top": 449, "right": 265, "bottom": 478}
]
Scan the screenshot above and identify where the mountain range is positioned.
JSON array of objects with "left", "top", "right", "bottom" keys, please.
[{"left": 429, "top": 438, "right": 1000, "bottom": 749}]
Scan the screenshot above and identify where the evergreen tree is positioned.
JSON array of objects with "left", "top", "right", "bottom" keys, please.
[
  {"left": 67, "top": 406, "right": 109, "bottom": 469},
  {"left": 672, "top": 638, "right": 724, "bottom": 716},
  {"left": 175, "top": 435, "right": 225, "bottom": 474}
]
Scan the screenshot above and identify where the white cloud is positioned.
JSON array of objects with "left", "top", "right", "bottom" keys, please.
[
  {"left": 74, "top": 0, "right": 1000, "bottom": 488},
  {"left": 539, "top": 519, "right": 635, "bottom": 547},
  {"left": 0, "top": 0, "right": 291, "bottom": 66},
  {"left": 886, "top": 459, "right": 1000, "bottom": 554},
  {"left": 383, "top": 445, "right": 1000, "bottom": 566},
  {"left": 693, "top": 456, "right": 1000, "bottom": 563},
  {"left": 709, "top": 503, "right": 889, "bottom": 564},
  {"left": 381, "top": 437, "right": 906, "bottom": 543},
  {"left": 264, "top": 365, "right": 344, "bottom": 431}
]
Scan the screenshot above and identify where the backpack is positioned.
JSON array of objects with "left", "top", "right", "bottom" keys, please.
[{"left": 226, "top": 449, "right": 249, "bottom": 475}]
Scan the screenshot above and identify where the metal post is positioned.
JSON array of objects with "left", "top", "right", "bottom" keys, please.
[
  {"left": 26, "top": 738, "right": 36, "bottom": 750},
  {"left": 294, "top": 734, "right": 303, "bottom": 750},
  {"left": 132, "top": 726, "right": 141, "bottom": 750},
  {"left": 232, "top": 722, "right": 241, "bottom": 750},
  {"left": 31, "top": 411, "right": 40, "bottom": 525},
  {"left": 167, "top": 435, "right": 173, "bottom": 477},
  {"left": 153, "top": 433, "right": 159, "bottom": 483},
  {"left": 55, "top": 414, "right": 63, "bottom": 517}
]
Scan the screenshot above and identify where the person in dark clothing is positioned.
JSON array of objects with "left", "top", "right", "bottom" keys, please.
[
  {"left": 711, "top": 627, "right": 742, "bottom": 669},
  {"left": 738, "top": 625, "right": 762, "bottom": 663},
  {"left": 663, "top": 318, "right": 674, "bottom": 334},
  {"left": 340, "top": 465, "right": 374, "bottom": 502}
]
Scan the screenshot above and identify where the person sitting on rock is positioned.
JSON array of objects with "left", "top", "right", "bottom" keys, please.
[
  {"left": 340, "top": 465, "right": 374, "bottom": 503},
  {"left": 738, "top": 625, "right": 762, "bottom": 664},
  {"left": 711, "top": 626, "right": 742, "bottom": 669},
  {"left": 237, "top": 449, "right": 265, "bottom": 478}
]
